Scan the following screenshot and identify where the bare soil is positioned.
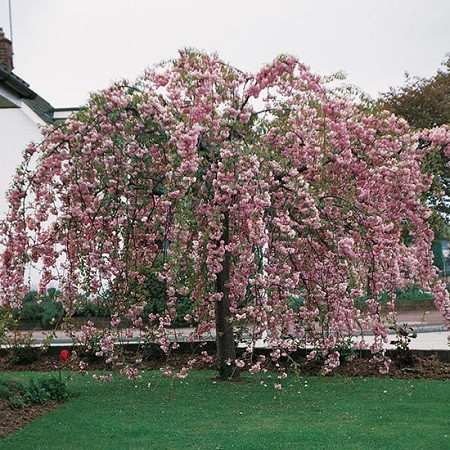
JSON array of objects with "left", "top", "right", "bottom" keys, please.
[
  {"left": 0, "top": 399, "right": 61, "bottom": 439},
  {"left": 0, "top": 348, "right": 448, "bottom": 379},
  {"left": 298, "top": 353, "right": 449, "bottom": 380}
]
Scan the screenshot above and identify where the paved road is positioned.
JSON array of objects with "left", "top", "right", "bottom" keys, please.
[
  {"left": 5, "top": 328, "right": 448, "bottom": 351},
  {"left": 4, "top": 309, "right": 448, "bottom": 351},
  {"left": 358, "top": 331, "right": 448, "bottom": 351}
]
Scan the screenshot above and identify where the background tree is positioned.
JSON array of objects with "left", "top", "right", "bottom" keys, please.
[
  {"left": 1, "top": 51, "right": 449, "bottom": 380},
  {"left": 380, "top": 56, "right": 449, "bottom": 129},
  {"left": 380, "top": 56, "right": 450, "bottom": 237}
]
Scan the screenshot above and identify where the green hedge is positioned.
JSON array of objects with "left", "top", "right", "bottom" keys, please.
[{"left": 11, "top": 281, "right": 192, "bottom": 329}]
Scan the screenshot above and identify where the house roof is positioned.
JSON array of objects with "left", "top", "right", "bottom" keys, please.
[
  {"left": 23, "top": 95, "right": 54, "bottom": 124},
  {"left": 0, "top": 61, "right": 64, "bottom": 124},
  {"left": 0, "top": 60, "right": 36, "bottom": 98}
]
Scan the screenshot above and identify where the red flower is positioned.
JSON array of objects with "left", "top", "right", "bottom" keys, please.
[{"left": 60, "top": 349, "right": 70, "bottom": 361}]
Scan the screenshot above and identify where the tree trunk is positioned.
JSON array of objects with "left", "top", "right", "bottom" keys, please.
[{"left": 215, "top": 210, "right": 239, "bottom": 380}]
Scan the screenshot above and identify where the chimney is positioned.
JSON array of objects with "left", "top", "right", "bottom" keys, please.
[{"left": 0, "top": 27, "right": 13, "bottom": 71}]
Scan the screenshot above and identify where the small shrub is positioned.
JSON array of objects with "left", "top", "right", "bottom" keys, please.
[
  {"left": 0, "top": 376, "right": 22, "bottom": 404},
  {"left": 39, "top": 375, "right": 70, "bottom": 402},
  {"left": 390, "top": 323, "right": 417, "bottom": 365},
  {"left": 0, "top": 309, "right": 15, "bottom": 345},
  {"left": 0, "top": 373, "right": 9, "bottom": 388},
  {"left": 24, "top": 375, "right": 70, "bottom": 403},
  {"left": 40, "top": 299, "right": 65, "bottom": 328},
  {"left": 0, "top": 375, "right": 23, "bottom": 405},
  {"left": 8, "top": 333, "right": 40, "bottom": 365},
  {"left": 15, "top": 291, "right": 42, "bottom": 325},
  {"left": 12, "top": 289, "right": 65, "bottom": 329},
  {"left": 76, "top": 334, "right": 104, "bottom": 362},
  {"left": 9, "top": 346, "right": 40, "bottom": 365},
  {"left": 140, "top": 342, "right": 165, "bottom": 361},
  {"left": 9, "top": 396, "right": 26, "bottom": 409},
  {"left": 0, "top": 384, "right": 10, "bottom": 400},
  {"left": 0, "top": 374, "right": 71, "bottom": 408},
  {"left": 335, "top": 338, "right": 356, "bottom": 363},
  {"left": 24, "top": 377, "right": 51, "bottom": 404}
]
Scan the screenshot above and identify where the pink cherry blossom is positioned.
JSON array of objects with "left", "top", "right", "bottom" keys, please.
[{"left": 0, "top": 50, "right": 448, "bottom": 380}]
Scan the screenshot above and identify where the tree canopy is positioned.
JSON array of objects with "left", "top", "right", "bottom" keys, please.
[
  {"left": 1, "top": 51, "right": 449, "bottom": 379},
  {"left": 380, "top": 57, "right": 450, "bottom": 236}
]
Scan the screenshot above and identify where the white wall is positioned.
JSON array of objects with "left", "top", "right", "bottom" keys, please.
[{"left": 0, "top": 103, "right": 45, "bottom": 216}]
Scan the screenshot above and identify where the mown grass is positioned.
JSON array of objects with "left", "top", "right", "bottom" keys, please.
[{"left": 1, "top": 370, "right": 449, "bottom": 449}]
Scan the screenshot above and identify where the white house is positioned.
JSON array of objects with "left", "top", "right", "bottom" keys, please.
[{"left": 0, "top": 26, "right": 77, "bottom": 215}]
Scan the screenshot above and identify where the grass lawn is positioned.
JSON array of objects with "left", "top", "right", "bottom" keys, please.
[{"left": 1, "top": 370, "right": 449, "bottom": 449}]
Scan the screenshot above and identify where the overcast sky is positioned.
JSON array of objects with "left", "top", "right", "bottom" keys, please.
[{"left": 0, "top": 0, "right": 448, "bottom": 108}]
